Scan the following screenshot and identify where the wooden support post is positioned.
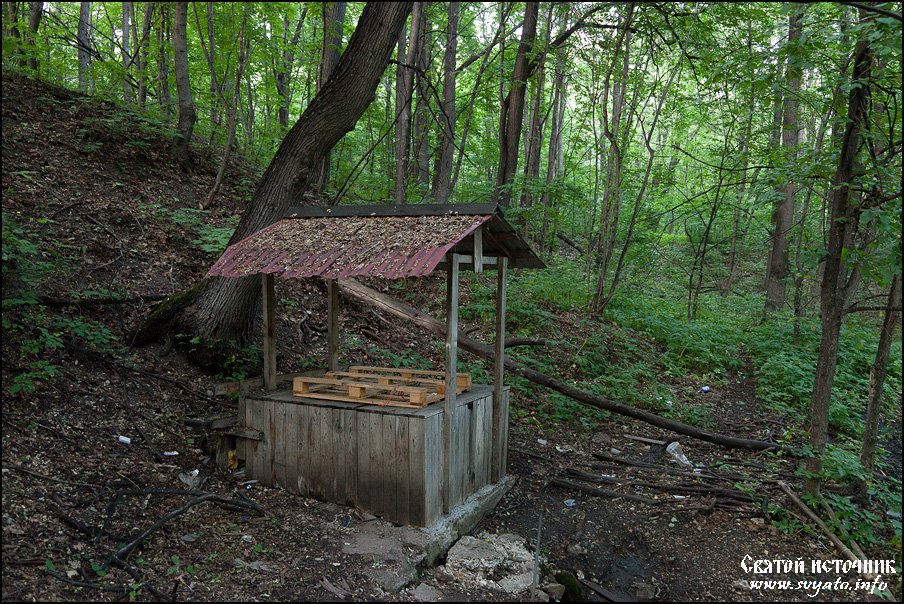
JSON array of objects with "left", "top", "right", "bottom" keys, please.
[
  {"left": 473, "top": 227, "right": 483, "bottom": 274},
  {"left": 443, "top": 253, "right": 460, "bottom": 513},
  {"left": 262, "top": 273, "right": 277, "bottom": 392},
  {"left": 327, "top": 279, "right": 339, "bottom": 372},
  {"left": 492, "top": 257, "right": 508, "bottom": 481}
]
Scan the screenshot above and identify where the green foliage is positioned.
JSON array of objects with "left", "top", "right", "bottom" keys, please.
[{"left": 166, "top": 207, "right": 238, "bottom": 256}]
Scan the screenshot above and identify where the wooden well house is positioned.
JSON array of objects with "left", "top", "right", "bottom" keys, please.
[{"left": 205, "top": 203, "right": 544, "bottom": 527}]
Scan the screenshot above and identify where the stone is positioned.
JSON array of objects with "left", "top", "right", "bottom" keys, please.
[
  {"left": 412, "top": 582, "right": 443, "bottom": 602},
  {"left": 445, "top": 532, "right": 537, "bottom": 594},
  {"left": 364, "top": 560, "right": 418, "bottom": 594},
  {"left": 541, "top": 582, "right": 566, "bottom": 600}
]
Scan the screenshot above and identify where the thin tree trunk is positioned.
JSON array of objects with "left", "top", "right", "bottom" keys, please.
[
  {"left": 171, "top": 1, "right": 196, "bottom": 168},
  {"left": 24, "top": 1, "right": 41, "bottom": 72},
  {"left": 540, "top": 6, "right": 567, "bottom": 252},
  {"left": 591, "top": 3, "right": 634, "bottom": 312},
  {"left": 274, "top": 7, "right": 307, "bottom": 132},
  {"left": 432, "top": 1, "right": 458, "bottom": 204},
  {"left": 78, "top": 2, "right": 92, "bottom": 91},
  {"left": 859, "top": 274, "right": 901, "bottom": 494},
  {"left": 519, "top": 5, "right": 552, "bottom": 214},
  {"left": 156, "top": 2, "right": 171, "bottom": 124},
  {"left": 202, "top": 9, "right": 249, "bottom": 210},
  {"left": 413, "top": 4, "right": 431, "bottom": 195},
  {"left": 804, "top": 22, "right": 871, "bottom": 497},
  {"left": 207, "top": 2, "right": 217, "bottom": 129},
  {"left": 136, "top": 2, "right": 153, "bottom": 108},
  {"left": 314, "top": 1, "right": 347, "bottom": 193},
  {"left": 494, "top": 1, "right": 538, "bottom": 207},
  {"left": 394, "top": 2, "right": 423, "bottom": 204},
  {"left": 122, "top": 1, "right": 132, "bottom": 102},
  {"left": 765, "top": 7, "right": 804, "bottom": 313}
]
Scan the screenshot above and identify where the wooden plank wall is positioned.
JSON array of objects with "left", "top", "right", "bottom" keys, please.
[{"left": 239, "top": 386, "right": 508, "bottom": 527}]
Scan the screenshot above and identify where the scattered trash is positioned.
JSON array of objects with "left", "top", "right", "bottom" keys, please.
[
  {"left": 563, "top": 499, "right": 577, "bottom": 508},
  {"left": 340, "top": 514, "right": 353, "bottom": 528},
  {"left": 666, "top": 442, "right": 693, "bottom": 467},
  {"left": 116, "top": 435, "right": 131, "bottom": 445},
  {"left": 732, "top": 579, "right": 751, "bottom": 590},
  {"left": 673, "top": 495, "right": 688, "bottom": 500},
  {"left": 178, "top": 469, "right": 206, "bottom": 490},
  {"left": 163, "top": 451, "right": 179, "bottom": 457},
  {"left": 239, "top": 480, "right": 258, "bottom": 490},
  {"left": 180, "top": 533, "right": 197, "bottom": 543},
  {"left": 698, "top": 385, "right": 711, "bottom": 394},
  {"left": 610, "top": 448, "right": 622, "bottom": 455},
  {"left": 555, "top": 445, "right": 574, "bottom": 453},
  {"left": 537, "top": 439, "right": 548, "bottom": 446},
  {"left": 241, "top": 535, "right": 254, "bottom": 543}
]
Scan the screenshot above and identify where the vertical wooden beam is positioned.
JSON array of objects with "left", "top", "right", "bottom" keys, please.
[
  {"left": 473, "top": 226, "right": 483, "bottom": 274},
  {"left": 327, "top": 279, "right": 339, "bottom": 372},
  {"left": 262, "top": 273, "right": 277, "bottom": 392},
  {"left": 492, "top": 257, "right": 508, "bottom": 481},
  {"left": 443, "top": 253, "right": 459, "bottom": 513}
]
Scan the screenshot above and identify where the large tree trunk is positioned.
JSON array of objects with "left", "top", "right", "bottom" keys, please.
[
  {"left": 171, "top": 1, "right": 196, "bottom": 167},
  {"left": 77, "top": 2, "right": 92, "bottom": 91},
  {"left": 431, "top": 1, "right": 458, "bottom": 204},
  {"left": 764, "top": 8, "right": 804, "bottom": 313},
  {"left": 141, "top": 2, "right": 413, "bottom": 366},
  {"left": 314, "top": 1, "right": 347, "bottom": 193},
  {"left": 493, "top": 1, "right": 538, "bottom": 207},
  {"left": 804, "top": 23, "right": 871, "bottom": 497}
]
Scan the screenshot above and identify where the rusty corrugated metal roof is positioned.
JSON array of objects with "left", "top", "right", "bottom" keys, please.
[{"left": 206, "top": 213, "right": 493, "bottom": 280}]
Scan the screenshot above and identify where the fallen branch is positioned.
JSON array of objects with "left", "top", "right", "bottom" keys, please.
[
  {"left": 338, "top": 279, "right": 787, "bottom": 453},
  {"left": 556, "top": 231, "right": 586, "bottom": 255},
  {"left": 111, "top": 491, "right": 264, "bottom": 564},
  {"left": 504, "top": 337, "right": 549, "bottom": 349},
  {"left": 563, "top": 468, "right": 754, "bottom": 502},
  {"left": 550, "top": 477, "right": 664, "bottom": 505},
  {"left": 778, "top": 481, "right": 872, "bottom": 580}
]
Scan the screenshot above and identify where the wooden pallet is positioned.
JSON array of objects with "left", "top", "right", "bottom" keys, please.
[
  {"left": 292, "top": 366, "right": 473, "bottom": 408},
  {"left": 293, "top": 376, "right": 444, "bottom": 408},
  {"left": 347, "top": 366, "right": 472, "bottom": 390},
  {"left": 324, "top": 370, "right": 468, "bottom": 396}
]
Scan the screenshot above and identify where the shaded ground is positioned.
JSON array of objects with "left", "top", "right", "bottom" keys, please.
[{"left": 2, "top": 72, "right": 899, "bottom": 602}]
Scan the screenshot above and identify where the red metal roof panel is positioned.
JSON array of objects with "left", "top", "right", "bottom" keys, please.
[{"left": 206, "top": 214, "right": 492, "bottom": 280}]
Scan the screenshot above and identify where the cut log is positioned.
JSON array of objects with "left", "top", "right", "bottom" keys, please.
[{"left": 338, "top": 278, "right": 787, "bottom": 453}]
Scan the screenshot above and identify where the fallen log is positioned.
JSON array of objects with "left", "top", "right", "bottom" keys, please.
[{"left": 338, "top": 278, "right": 788, "bottom": 453}]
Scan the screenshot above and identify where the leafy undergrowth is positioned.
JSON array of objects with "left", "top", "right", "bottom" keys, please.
[{"left": 2, "top": 72, "right": 901, "bottom": 600}]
